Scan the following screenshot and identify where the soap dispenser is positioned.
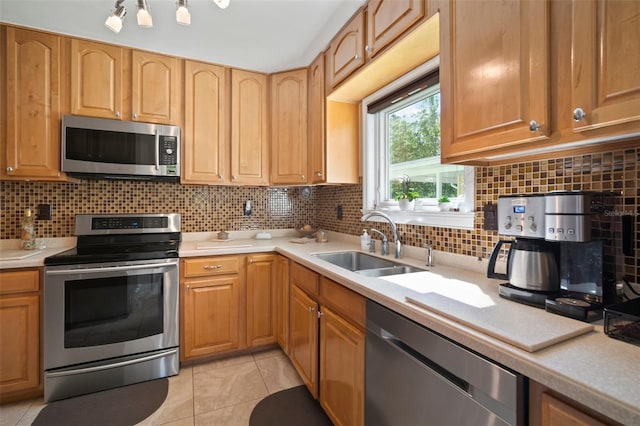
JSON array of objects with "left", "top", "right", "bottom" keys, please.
[{"left": 360, "top": 229, "right": 371, "bottom": 250}]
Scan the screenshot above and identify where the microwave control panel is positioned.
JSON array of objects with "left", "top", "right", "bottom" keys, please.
[{"left": 160, "top": 136, "right": 178, "bottom": 165}]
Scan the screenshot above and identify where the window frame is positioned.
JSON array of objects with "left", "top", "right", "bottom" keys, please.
[{"left": 361, "top": 56, "right": 475, "bottom": 229}]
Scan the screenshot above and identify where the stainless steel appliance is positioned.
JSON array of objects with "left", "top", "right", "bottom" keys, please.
[
  {"left": 543, "top": 191, "right": 624, "bottom": 321},
  {"left": 43, "top": 213, "right": 181, "bottom": 402},
  {"left": 62, "top": 115, "right": 180, "bottom": 181},
  {"left": 488, "top": 194, "right": 561, "bottom": 306},
  {"left": 366, "top": 300, "right": 526, "bottom": 425}
]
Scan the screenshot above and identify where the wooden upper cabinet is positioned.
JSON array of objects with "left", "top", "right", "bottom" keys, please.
[
  {"left": 231, "top": 69, "right": 269, "bottom": 185},
  {"left": 131, "top": 50, "right": 181, "bottom": 125},
  {"left": 183, "top": 60, "right": 228, "bottom": 184},
  {"left": 4, "top": 28, "right": 67, "bottom": 180},
  {"left": 439, "top": 0, "right": 550, "bottom": 161},
  {"left": 270, "top": 69, "right": 308, "bottom": 185},
  {"left": 569, "top": 0, "right": 640, "bottom": 133},
  {"left": 366, "top": 0, "right": 426, "bottom": 59},
  {"left": 327, "top": 10, "right": 365, "bottom": 88},
  {"left": 308, "top": 53, "right": 326, "bottom": 184},
  {"left": 70, "top": 39, "right": 124, "bottom": 119}
]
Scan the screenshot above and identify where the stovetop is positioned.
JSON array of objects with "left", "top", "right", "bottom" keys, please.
[{"left": 44, "top": 213, "right": 181, "bottom": 266}]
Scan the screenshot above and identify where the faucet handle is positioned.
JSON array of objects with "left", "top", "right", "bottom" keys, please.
[{"left": 422, "top": 244, "right": 433, "bottom": 267}]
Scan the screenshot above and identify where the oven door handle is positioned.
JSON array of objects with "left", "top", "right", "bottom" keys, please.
[
  {"left": 46, "top": 260, "right": 179, "bottom": 275},
  {"left": 46, "top": 348, "right": 178, "bottom": 378}
]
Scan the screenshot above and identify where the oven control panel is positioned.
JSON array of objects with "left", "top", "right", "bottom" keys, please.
[
  {"left": 74, "top": 213, "right": 181, "bottom": 235},
  {"left": 92, "top": 216, "right": 168, "bottom": 230}
]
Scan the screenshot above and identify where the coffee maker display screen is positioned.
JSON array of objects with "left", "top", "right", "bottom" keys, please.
[
  {"left": 513, "top": 206, "right": 526, "bottom": 213},
  {"left": 559, "top": 241, "right": 603, "bottom": 295}
]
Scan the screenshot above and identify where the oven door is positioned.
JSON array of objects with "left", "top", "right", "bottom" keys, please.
[{"left": 44, "top": 258, "right": 179, "bottom": 370}]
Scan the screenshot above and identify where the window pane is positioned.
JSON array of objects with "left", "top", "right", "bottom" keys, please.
[{"left": 387, "top": 91, "right": 465, "bottom": 202}]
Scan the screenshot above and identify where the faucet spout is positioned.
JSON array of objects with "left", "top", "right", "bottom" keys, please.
[{"left": 361, "top": 211, "right": 402, "bottom": 258}]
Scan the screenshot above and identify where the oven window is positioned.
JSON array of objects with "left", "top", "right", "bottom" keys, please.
[{"left": 64, "top": 273, "right": 163, "bottom": 348}]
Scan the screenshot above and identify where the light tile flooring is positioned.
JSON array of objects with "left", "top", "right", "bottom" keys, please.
[{"left": 0, "top": 348, "right": 304, "bottom": 426}]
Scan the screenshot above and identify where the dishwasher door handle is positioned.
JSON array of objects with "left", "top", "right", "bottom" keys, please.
[{"left": 380, "top": 329, "right": 470, "bottom": 394}]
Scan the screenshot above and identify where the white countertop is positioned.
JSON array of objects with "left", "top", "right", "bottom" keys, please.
[{"left": 2, "top": 231, "right": 638, "bottom": 424}]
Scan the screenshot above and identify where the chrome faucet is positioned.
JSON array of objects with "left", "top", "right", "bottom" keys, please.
[
  {"left": 361, "top": 211, "right": 402, "bottom": 258},
  {"left": 423, "top": 244, "right": 433, "bottom": 267}
]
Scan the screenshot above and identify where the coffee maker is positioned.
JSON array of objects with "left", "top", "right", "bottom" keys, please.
[
  {"left": 489, "top": 191, "right": 624, "bottom": 322},
  {"left": 488, "top": 194, "right": 562, "bottom": 307},
  {"left": 543, "top": 191, "right": 623, "bottom": 322}
]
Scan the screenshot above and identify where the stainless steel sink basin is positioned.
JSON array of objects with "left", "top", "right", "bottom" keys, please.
[{"left": 312, "top": 251, "right": 425, "bottom": 276}]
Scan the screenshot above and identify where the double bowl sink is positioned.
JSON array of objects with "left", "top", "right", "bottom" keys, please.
[{"left": 312, "top": 251, "right": 426, "bottom": 277}]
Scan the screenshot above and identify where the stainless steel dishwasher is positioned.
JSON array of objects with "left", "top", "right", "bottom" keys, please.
[{"left": 366, "top": 301, "right": 527, "bottom": 425}]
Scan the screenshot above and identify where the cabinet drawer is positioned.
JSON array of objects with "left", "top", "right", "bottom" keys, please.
[
  {"left": 320, "top": 277, "right": 365, "bottom": 329},
  {"left": 0, "top": 269, "right": 39, "bottom": 295},
  {"left": 183, "top": 256, "right": 241, "bottom": 277},
  {"left": 290, "top": 262, "right": 319, "bottom": 297}
]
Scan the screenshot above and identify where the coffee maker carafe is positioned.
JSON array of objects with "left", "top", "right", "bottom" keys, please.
[{"left": 488, "top": 195, "right": 561, "bottom": 307}]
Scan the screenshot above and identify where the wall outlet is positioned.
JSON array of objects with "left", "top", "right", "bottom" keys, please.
[{"left": 37, "top": 204, "right": 52, "bottom": 220}]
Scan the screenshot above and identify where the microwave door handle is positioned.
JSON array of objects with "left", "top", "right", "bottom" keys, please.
[{"left": 154, "top": 129, "right": 160, "bottom": 171}]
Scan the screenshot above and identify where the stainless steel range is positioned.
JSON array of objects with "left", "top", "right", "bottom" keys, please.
[{"left": 43, "top": 213, "right": 181, "bottom": 402}]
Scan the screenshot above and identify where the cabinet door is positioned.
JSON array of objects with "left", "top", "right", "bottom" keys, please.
[
  {"left": 439, "top": 0, "right": 549, "bottom": 160},
  {"left": 569, "top": 0, "right": 640, "bottom": 132},
  {"left": 309, "top": 53, "right": 326, "bottom": 184},
  {"left": 289, "top": 284, "right": 318, "bottom": 398},
  {"left": 131, "top": 50, "right": 180, "bottom": 124},
  {"left": 183, "top": 60, "right": 228, "bottom": 184},
  {"left": 270, "top": 69, "right": 308, "bottom": 184},
  {"left": 320, "top": 306, "right": 364, "bottom": 426},
  {"left": 541, "top": 392, "right": 606, "bottom": 426},
  {"left": 230, "top": 69, "right": 269, "bottom": 185},
  {"left": 246, "top": 254, "right": 276, "bottom": 347},
  {"left": 4, "top": 28, "right": 64, "bottom": 179},
  {"left": 275, "top": 255, "right": 290, "bottom": 354},
  {"left": 182, "top": 275, "right": 240, "bottom": 359},
  {"left": 327, "top": 10, "right": 365, "bottom": 88},
  {"left": 0, "top": 294, "right": 40, "bottom": 395},
  {"left": 366, "top": 0, "right": 425, "bottom": 59},
  {"left": 70, "top": 39, "right": 123, "bottom": 119}
]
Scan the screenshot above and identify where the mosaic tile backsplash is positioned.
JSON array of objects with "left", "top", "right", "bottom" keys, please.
[{"left": 1, "top": 147, "right": 637, "bottom": 284}]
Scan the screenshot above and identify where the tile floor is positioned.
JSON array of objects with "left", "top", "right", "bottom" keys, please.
[{"left": 0, "top": 348, "right": 304, "bottom": 426}]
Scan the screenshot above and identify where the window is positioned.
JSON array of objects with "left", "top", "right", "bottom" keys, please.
[{"left": 362, "top": 57, "right": 474, "bottom": 229}]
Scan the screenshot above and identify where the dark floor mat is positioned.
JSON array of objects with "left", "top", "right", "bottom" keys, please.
[
  {"left": 249, "top": 385, "right": 332, "bottom": 426},
  {"left": 32, "top": 378, "right": 168, "bottom": 426}
]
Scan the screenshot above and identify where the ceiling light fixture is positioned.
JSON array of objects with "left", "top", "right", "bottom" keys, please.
[
  {"left": 213, "top": 0, "right": 230, "bottom": 9},
  {"left": 176, "top": 0, "right": 191, "bottom": 25},
  {"left": 105, "top": 0, "right": 127, "bottom": 34},
  {"left": 136, "top": 0, "right": 153, "bottom": 27}
]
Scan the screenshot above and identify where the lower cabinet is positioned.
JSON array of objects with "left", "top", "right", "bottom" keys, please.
[
  {"left": 275, "top": 255, "right": 290, "bottom": 354},
  {"left": 287, "top": 262, "right": 365, "bottom": 426},
  {"left": 0, "top": 269, "right": 41, "bottom": 401},
  {"left": 181, "top": 256, "right": 242, "bottom": 360},
  {"left": 246, "top": 254, "right": 277, "bottom": 347},
  {"left": 530, "top": 380, "right": 614, "bottom": 426}
]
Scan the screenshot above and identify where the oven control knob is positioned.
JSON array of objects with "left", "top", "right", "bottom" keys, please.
[{"left": 504, "top": 221, "right": 512, "bottom": 230}]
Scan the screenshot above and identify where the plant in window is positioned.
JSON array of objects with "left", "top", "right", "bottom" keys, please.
[
  {"left": 394, "top": 175, "right": 420, "bottom": 201},
  {"left": 438, "top": 195, "right": 450, "bottom": 203}
]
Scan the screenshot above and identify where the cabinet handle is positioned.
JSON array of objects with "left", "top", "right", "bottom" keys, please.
[
  {"left": 365, "top": 45, "right": 372, "bottom": 54},
  {"left": 203, "top": 264, "right": 223, "bottom": 270},
  {"left": 115, "top": 111, "right": 121, "bottom": 118},
  {"left": 249, "top": 258, "right": 254, "bottom": 264},
  {"left": 6, "top": 167, "right": 14, "bottom": 173},
  {"left": 529, "top": 120, "right": 542, "bottom": 132},
  {"left": 301, "top": 175, "right": 305, "bottom": 181},
  {"left": 317, "top": 310, "right": 324, "bottom": 319},
  {"left": 354, "top": 54, "right": 361, "bottom": 61},
  {"left": 232, "top": 175, "right": 237, "bottom": 180},
  {"left": 185, "top": 285, "right": 191, "bottom": 291},
  {"left": 315, "top": 172, "right": 323, "bottom": 177},
  {"left": 573, "top": 108, "right": 587, "bottom": 122},
  {"left": 133, "top": 113, "right": 138, "bottom": 119},
  {"left": 218, "top": 174, "right": 223, "bottom": 179},
  {"left": 308, "top": 306, "right": 315, "bottom": 313}
]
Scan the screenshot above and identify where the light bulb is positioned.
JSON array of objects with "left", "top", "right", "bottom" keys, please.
[
  {"left": 176, "top": 0, "right": 191, "bottom": 25},
  {"left": 105, "top": 14, "right": 124, "bottom": 33},
  {"left": 137, "top": 9, "right": 153, "bottom": 27},
  {"left": 213, "top": 0, "right": 230, "bottom": 9}
]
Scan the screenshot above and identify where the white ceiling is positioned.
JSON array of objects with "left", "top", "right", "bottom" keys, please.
[{"left": 0, "top": 0, "right": 366, "bottom": 73}]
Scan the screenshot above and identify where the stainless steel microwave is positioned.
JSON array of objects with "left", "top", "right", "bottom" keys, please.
[{"left": 62, "top": 115, "right": 180, "bottom": 182}]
